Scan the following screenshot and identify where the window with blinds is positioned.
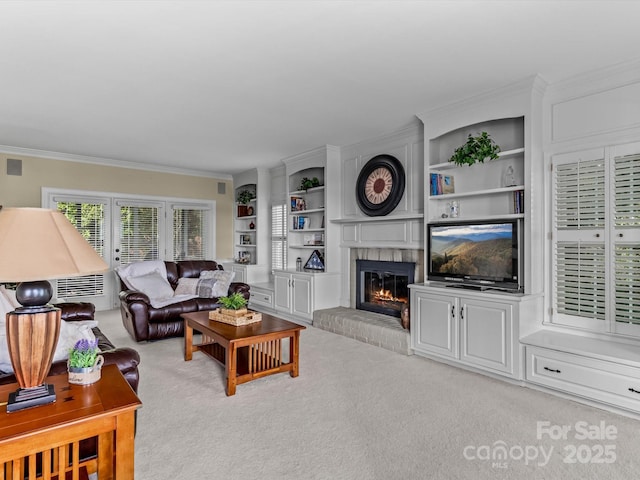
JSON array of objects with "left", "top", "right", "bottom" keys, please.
[
  {"left": 553, "top": 155, "right": 606, "bottom": 328},
  {"left": 553, "top": 147, "right": 640, "bottom": 335},
  {"left": 119, "top": 205, "right": 159, "bottom": 263},
  {"left": 56, "top": 202, "right": 106, "bottom": 298},
  {"left": 271, "top": 203, "right": 287, "bottom": 271},
  {"left": 172, "top": 206, "right": 210, "bottom": 261}
]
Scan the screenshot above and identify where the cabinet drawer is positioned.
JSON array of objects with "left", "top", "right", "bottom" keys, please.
[
  {"left": 249, "top": 289, "right": 273, "bottom": 308},
  {"left": 526, "top": 346, "right": 640, "bottom": 412}
]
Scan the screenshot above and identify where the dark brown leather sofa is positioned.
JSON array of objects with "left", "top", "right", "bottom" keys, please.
[{"left": 117, "top": 260, "right": 250, "bottom": 342}]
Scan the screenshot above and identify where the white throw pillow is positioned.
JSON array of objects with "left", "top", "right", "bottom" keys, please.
[
  {"left": 53, "top": 320, "right": 99, "bottom": 363},
  {"left": 0, "top": 286, "right": 20, "bottom": 309},
  {"left": 128, "top": 270, "right": 175, "bottom": 300},
  {"left": 0, "top": 333, "right": 11, "bottom": 373},
  {"left": 0, "top": 288, "right": 14, "bottom": 322},
  {"left": 116, "top": 260, "right": 168, "bottom": 291},
  {"left": 200, "top": 270, "right": 235, "bottom": 298},
  {"left": 0, "top": 292, "right": 13, "bottom": 372}
]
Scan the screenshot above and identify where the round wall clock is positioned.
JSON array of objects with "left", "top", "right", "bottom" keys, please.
[{"left": 356, "top": 154, "right": 405, "bottom": 216}]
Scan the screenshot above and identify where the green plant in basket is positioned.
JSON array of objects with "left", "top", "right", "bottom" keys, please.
[
  {"left": 68, "top": 338, "right": 100, "bottom": 368},
  {"left": 218, "top": 292, "right": 247, "bottom": 310},
  {"left": 448, "top": 131, "right": 501, "bottom": 167}
]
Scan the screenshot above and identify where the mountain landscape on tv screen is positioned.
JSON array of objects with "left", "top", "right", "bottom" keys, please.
[{"left": 431, "top": 229, "right": 512, "bottom": 279}]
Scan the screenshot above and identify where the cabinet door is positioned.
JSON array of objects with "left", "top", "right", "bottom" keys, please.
[
  {"left": 292, "top": 274, "right": 313, "bottom": 319},
  {"left": 459, "top": 297, "right": 514, "bottom": 374},
  {"left": 232, "top": 265, "right": 246, "bottom": 283},
  {"left": 411, "top": 290, "right": 458, "bottom": 359},
  {"left": 274, "top": 273, "right": 291, "bottom": 313}
]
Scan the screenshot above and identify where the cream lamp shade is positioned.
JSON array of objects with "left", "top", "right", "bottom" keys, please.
[{"left": 0, "top": 207, "right": 108, "bottom": 282}]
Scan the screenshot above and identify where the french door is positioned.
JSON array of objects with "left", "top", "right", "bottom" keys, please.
[{"left": 43, "top": 189, "right": 215, "bottom": 310}]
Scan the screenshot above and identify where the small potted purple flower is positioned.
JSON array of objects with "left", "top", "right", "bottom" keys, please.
[{"left": 67, "top": 338, "right": 104, "bottom": 385}]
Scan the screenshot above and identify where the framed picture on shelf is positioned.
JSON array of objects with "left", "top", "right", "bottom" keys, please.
[
  {"left": 238, "top": 251, "right": 251, "bottom": 264},
  {"left": 304, "top": 249, "right": 325, "bottom": 271},
  {"left": 240, "top": 234, "right": 251, "bottom": 245}
]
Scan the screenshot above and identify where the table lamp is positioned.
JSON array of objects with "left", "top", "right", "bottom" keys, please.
[{"left": 0, "top": 207, "right": 108, "bottom": 412}]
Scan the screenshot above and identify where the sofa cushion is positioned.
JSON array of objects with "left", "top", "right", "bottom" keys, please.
[
  {"left": 128, "top": 270, "right": 175, "bottom": 300},
  {"left": 200, "top": 270, "right": 235, "bottom": 297}
]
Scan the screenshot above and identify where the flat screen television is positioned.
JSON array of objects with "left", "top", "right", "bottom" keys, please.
[{"left": 427, "top": 219, "right": 521, "bottom": 292}]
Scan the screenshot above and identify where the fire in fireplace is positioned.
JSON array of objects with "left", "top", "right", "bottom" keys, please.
[{"left": 356, "top": 260, "right": 415, "bottom": 317}]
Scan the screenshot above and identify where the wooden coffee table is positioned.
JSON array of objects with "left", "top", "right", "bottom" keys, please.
[{"left": 182, "top": 311, "right": 306, "bottom": 396}]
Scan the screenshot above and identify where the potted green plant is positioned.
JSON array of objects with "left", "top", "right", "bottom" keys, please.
[
  {"left": 448, "top": 132, "right": 501, "bottom": 166},
  {"left": 236, "top": 190, "right": 255, "bottom": 205},
  {"left": 68, "top": 339, "right": 104, "bottom": 385},
  {"left": 298, "top": 177, "right": 314, "bottom": 191},
  {"left": 218, "top": 292, "right": 248, "bottom": 317}
]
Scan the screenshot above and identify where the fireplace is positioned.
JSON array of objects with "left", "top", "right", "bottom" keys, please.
[{"left": 356, "top": 260, "right": 415, "bottom": 317}]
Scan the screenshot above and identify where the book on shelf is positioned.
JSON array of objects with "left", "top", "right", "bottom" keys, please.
[
  {"left": 430, "top": 173, "right": 454, "bottom": 195},
  {"left": 290, "top": 196, "right": 306, "bottom": 211},
  {"left": 292, "top": 216, "right": 309, "bottom": 230},
  {"left": 513, "top": 190, "right": 525, "bottom": 213}
]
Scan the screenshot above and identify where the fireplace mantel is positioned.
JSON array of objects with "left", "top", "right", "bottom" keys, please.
[{"left": 330, "top": 213, "right": 423, "bottom": 224}]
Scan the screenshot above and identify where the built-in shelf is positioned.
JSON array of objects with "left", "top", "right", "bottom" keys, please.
[
  {"left": 289, "top": 186, "right": 325, "bottom": 195},
  {"left": 429, "top": 185, "right": 524, "bottom": 200},
  {"left": 236, "top": 215, "right": 256, "bottom": 220},
  {"left": 330, "top": 213, "right": 424, "bottom": 224},
  {"left": 428, "top": 213, "right": 525, "bottom": 223},
  {"left": 289, "top": 228, "right": 325, "bottom": 233},
  {"left": 290, "top": 207, "right": 324, "bottom": 215},
  {"left": 429, "top": 148, "right": 525, "bottom": 171}
]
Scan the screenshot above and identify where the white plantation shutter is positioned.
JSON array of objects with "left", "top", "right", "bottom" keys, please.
[
  {"left": 614, "top": 153, "right": 640, "bottom": 328},
  {"left": 615, "top": 244, "right": 640, "bottom": 324},
  {"left": 271, "top": 203, "right": 287, "bottom": 271},
  {"left": 555, "top": 243, "right": 606, "bottom": 320},
  {"left": 614, "top": 154, "right": 640, "bottom": 228},
  {"left": 555, "top": 159, "right": 606, "bottom": 230},
  {"left": 172, "top": 206, "right": 211, "bottom": 260},
  {"left": 56, "top": 201, "right": 106, "bottom": 299},
  {"left": 118, "top": 203, "right": 160, "bottom": 264},
  {"left": 553, "top": 154, "right": 606, "bottom": 327}
]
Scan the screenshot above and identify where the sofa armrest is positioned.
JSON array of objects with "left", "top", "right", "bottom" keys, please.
[
  {"left": 119, "top": 290, "right": 151, "bottom": 305},
  {"left": 228, "top": 282, "right": 250, "bottom": 301},
  {"left": 54, "top": 302, "right": 96, "bottom": 322}
]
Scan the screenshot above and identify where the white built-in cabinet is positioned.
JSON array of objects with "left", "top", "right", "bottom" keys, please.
[
  {"left": 273, "top": 146, "right": 342, "bottom": 323},
  {"left": 411, "top": 76, "right": 546, "bottom": 380},
  {"left": 410, "top": 284, "right": 537, "bottom": 379},
  {"left": 230, "top": 168, "right": 270, "bottom": 285}
]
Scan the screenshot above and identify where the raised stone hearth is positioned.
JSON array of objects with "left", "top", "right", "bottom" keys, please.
[{"left": 313, "top": 307, "right": 412, "bottom": 356}]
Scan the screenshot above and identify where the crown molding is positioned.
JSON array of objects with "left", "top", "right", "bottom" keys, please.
[{"left": 0, "top": 144, "right": 233, "bottom": 180}]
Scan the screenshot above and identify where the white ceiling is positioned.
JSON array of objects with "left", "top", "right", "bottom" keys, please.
[{"left": 1, "top": 0, "right": 639, "bottom": 177}]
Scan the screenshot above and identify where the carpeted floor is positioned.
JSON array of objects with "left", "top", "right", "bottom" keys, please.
[{"left": 96, "top": 309, "right": 640, "bottom": 480}]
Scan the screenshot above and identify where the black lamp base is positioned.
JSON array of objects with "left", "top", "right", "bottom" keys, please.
[{"left": 6, "top": 384, "right": 56, "bottom": 413}]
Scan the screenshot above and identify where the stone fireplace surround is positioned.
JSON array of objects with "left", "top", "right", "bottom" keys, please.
[{"left": 312, "top": 248, "right": 423, "bottom": 355}]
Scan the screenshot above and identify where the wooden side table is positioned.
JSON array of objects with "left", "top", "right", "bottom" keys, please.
[{"left": 0, "top": 364, "right": 142, "bottom": 479}]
